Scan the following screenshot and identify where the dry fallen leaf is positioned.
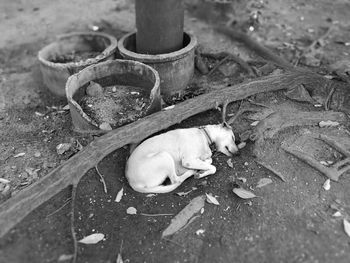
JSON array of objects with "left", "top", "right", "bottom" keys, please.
[
  {"left": 56, "top": 143, "right": 72, "bottom": 155},
  {"left": 332, "top": 211, "right": 342, "bottom": 217},
  {"left": 226, "top": 159, "right": 233, "bottom": 168},
  {"left": 237, "top": 177, "right": 247, "bottom": 183},
  {"left": 176, "top": 189, "right": 193, "bottom": 197},
  {"left": 116, "top": 253, "right": 123, "bottom": 263},
  {"left": 99, "top": 122, "right": 112, "bottom": 131},
  {"left": 115, "top": 188, "right": 124, "bottom": 202},
  {"left": 250, "top": 121, "right": 259, "bottom": 126},
  {"left": 196, "top": 229, "right": 205, "bottom": 236},
  {"left": 62, "top": 104, "right": 70, "bottom": 110},
  {"left": 319, "top": 160, "right": 329, "bottom": 166},
  {"left": 343, "top": 219, "right": 350, "bottom": 237},
  {"left": 14, "top": 152, "right": 25, "bottom": 158},
  {"left": 323, "top": 179, "right": 331, "bottom": 191},
  {"left": 319, "top": 120, "right": 339, "bottom": 128},
  {"left": 0, "top": 178, "right": 10, "bottom": 184},
  {"left": 237, "top": 142, "right": 246, "bottom": 149},
  {"left": 126, "top": 207, "right": 137, "bottom": 215},
  {"left": 78, "top": 233, "right": 105, "bottom": 244},
  {"left": 58, "top": 254, "right": 74, "bottom": 262},
  {"left": 206, "top": 193, "right": 220, "bottom": 205},
  {"left": 25, "top": 167, "right": 40, "bottom": 180},
  {"left": 256, "top": 178, "right": 273, "bottom": 188},
  {"left": 163, "top": 105, "right": 175, "bottom": 111},
  {"left": 162, "top": 195, "right": 205, "bottom": 238},
  {"left": 232, "top": 187, "right": 257, "bottom": 199}
]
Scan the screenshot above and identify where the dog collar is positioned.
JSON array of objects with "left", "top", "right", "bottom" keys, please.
[{"left": 199, "top": 127, "right": 213, "bottom": 145}]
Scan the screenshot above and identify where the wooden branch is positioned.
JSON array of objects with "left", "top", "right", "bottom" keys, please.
[
  {"left": 0, "top": 71, "right": 328, "bottom": 238},
  {"left": 252, "top": 110, "right": 348, "bottom": 141},
  {"left": 214, "top": 26, "right": 294, "bottom": 70}
]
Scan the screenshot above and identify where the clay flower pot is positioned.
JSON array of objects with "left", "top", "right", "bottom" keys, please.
[
  {"left": 66, "top": 59, "right": 161, "bottom": 132},
  {"left": 118, "top": 31, "right": 197, "bottom": 99},
  {"left": 38, "top": 32, "right": 118, "bottom": 97}
]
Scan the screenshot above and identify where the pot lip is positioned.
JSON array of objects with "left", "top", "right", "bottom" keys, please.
[
  {"left": 118, "top": 31, "right": 197, "bottom": 63},
  {"left": 38, "top": 31, "right": 118, "bottom": 69},
  {"left": 65, "top": 59, "right": 161, "bottom": 129}
]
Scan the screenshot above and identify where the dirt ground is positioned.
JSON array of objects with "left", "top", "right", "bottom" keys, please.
[{"left": 0, "top": 0, "right": 350, "bottom": 262}]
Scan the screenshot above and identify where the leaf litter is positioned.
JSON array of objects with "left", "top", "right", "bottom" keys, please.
[
  {"left": 115, "top": 187, "right": 124, "bottom": 202},
  {"left": 206, "top": 193, "right": 220, "bottom": 205},
  {"left": 162, "top": 195, "right": 205, "bottom": 238},
  {"left": 343, "top": 219, "right": 350, "bottom": 237},
  {"left": 232, "top": 187, "right": 257, "bottom": 199},
  {"left": 78, "top": 233, "right": 105, "bottom": 244},
  {"left": 126, "top": 207, "right": 137, "bottom": 215},
  {"left": 256, "top": 178, "right": 273, "bottom": 188}
]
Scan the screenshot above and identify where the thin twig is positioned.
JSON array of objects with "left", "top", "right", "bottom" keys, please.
[
  {"left": 202, "top": 52, "right": 256, "bottom": 76},
  {"left": 46, "top": 197, "right": 72, "bottom": 217},
  {"left": 227, "top": 100, "right": 243, "bottom": 124},
  {"left": 294, "top": 27, "right": 333, "bottom": 66},
  {"left": 139, "top": 213, "right": 174, "bottom": 217},
  {"left": 116, "top": 240, "right": 124, "bottom": 263},
  {"left": 95, "top": 165, "right": 107, "bottom": 194},
  {"left": 325, "top": 86, "right": 336, "bottom": 111},
  {"left": 247, "top": 99, "right": 270, "bottom": 108},
  {"left": 221, "top": 100, "right": 229, "bottom": 123},
  {"left": 208, "top": 55, "right": 230, "bottom": 76},
  {"left": 70, "top": 184, "right": 78, "bottom": 263},
  {"left": 163, "top": 238, "right": 199, "bottom": 257}
]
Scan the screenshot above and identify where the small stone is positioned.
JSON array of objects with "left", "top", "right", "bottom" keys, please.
[
  {"left": 238, "top": 142, "right": 246, "bottom": 149},
  {"left": 86, "top": 81, "right": 104, "bottom": 97},
  {"left": 56, "top": 143, "right": 72, "bottom": 155},
  {"left": 99, "top": 122, "right": 112, "bottom": 131},
  {"left": 34, "top": 151, "right": 41, "bottom": 158}
]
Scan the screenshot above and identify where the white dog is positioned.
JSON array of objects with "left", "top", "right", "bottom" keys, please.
[{"left": 125, "top": 123, "right": 238, "bottom": 193}]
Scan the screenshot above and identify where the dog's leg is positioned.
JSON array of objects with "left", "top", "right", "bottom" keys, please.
[
  {"left": 181, "top": 158, "right": 216, "bottom": 179},
  {"left": 204, "top": 158, "right": 213, "bottom": 164},
  {"left": 178, "top": 169, "right": 197, "bottom": 182}
]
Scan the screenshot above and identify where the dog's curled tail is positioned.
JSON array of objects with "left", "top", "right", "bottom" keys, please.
[{"left": 132, "top": 182, "right": 182, "bottom": 194}]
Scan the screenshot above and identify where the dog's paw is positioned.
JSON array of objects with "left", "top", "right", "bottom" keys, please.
[{"left": 194, "top": 171, "right": 204, "bottom": 179}]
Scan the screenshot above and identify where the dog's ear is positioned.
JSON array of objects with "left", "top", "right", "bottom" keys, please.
[
  {"left": 221, "top": 100, "right": 229, "bottom": 123},
  {"left": 222, "top": 121, "right": 231, "bottom": 129}
]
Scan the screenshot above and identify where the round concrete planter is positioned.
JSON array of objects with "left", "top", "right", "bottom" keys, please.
[
  {"left": 66, "top": 59, "right": 161, "bottom": 132},
  {"left": 38, "top": 32, "right": 118, "bottom": 97},
  {"left": 118, "top": 31, "right": 197, "bottom": 98}
]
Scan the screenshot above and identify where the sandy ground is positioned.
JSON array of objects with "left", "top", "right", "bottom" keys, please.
[{"left": 0, "top": 0, "right": 350, "bottom": 262}]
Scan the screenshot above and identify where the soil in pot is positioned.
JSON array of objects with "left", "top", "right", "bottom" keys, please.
[
  {"left": 49, "top": 50, "right": 101, "bottom": 64},
  {"left": 79, "top": 81, "right": 151, "bottom": 129}
]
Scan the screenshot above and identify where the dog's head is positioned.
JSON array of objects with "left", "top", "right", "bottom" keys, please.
[{"left": 212, "top": 123, "right": 238, "bottom": 157}]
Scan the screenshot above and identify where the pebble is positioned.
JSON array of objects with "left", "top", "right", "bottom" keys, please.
[
  {"left": 86, "top": 81, "right": 104, "bottom": 97},
  {"left": 34, "top": 151, "right": 41, "bottom": 158}
]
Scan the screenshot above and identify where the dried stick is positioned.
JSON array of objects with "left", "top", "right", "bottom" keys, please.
[
  {"left": 45, "top": 197, "right": 72, "bottom": 218},
  {"left": 294, "top": 27, "right": 333, "bottom": 66},
  {"left": 95, "top": 165, "right": 107, "bottom": 194},
  {"left": 214, "top": 26, "right": 294, "bottom": 70},
  {"left": 325, "top": 86, "right": 336, "bottom": 111},
  {"left": 204, "top": 52, "right": 255, "bottom": 76},
  {"left": 139, "top": 213, "right": 174, "bottom": 217},
  {"left": 0, "top": 71, "right": 329, "bottom": 238},
  {"left": 70, "top": 184, "right": 78, "bottom": 263},
  {"left": 208, "top": 55, "right": 230, "bottom": 76}
]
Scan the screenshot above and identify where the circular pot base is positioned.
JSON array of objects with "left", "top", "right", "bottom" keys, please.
[{"left": 118, "top": 31, "right": 197, "bottom": 99}]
